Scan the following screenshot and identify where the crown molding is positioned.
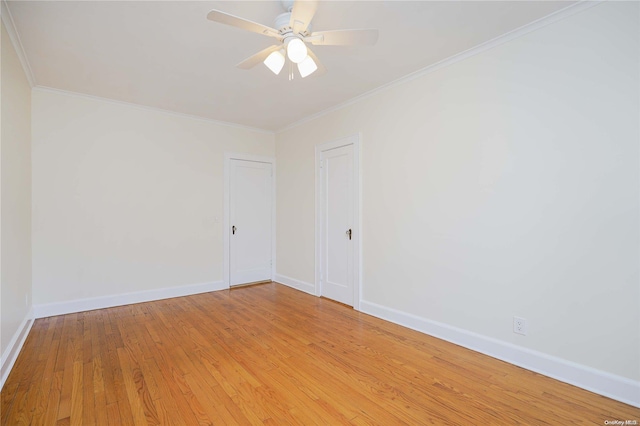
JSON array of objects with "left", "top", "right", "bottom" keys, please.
[
  {"left": 1, "top": 0, "right": 35, "bottom": 87},
  {"left": 276, "top": 0, "right": 604, "bottom": 134},
  {"left": 33, "top": 86, "right": 275, "bottom": 136}
]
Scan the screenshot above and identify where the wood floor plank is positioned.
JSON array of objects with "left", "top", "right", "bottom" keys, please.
[
  {"left": 69, "top": 361, "right": 83, "bottom": 426},
  {"left": 82, "top": 361, "right": 96, "bottom": 426},
  {"left": 151, "top": 350, "right": 212, "bottom": 425},
  {"left": 143, "top": 357, "right": 200, "bottom": 426},
  {"left": 55, "top": 324, "right": 75, "bottom": 423},
  {"left": 2, "top": 283, "right": 639, "bottom": 425},
  {"left": 144, "top": 358, "right": 188, "bottom": 425},
  {"left": 91, "top": 355, "right": 109, "bottom": 426},
  {"left": 0, "top": 379, "right": 18, "bottom": 425},
  {"left": 38, "top": 370, "right": 63, "bottom": 426},
  {"left": 105, "top": 402, "right": 120, "bottom": 426},
  {"left": 116, "top": 346, "right": 158, "bottom": 425}
]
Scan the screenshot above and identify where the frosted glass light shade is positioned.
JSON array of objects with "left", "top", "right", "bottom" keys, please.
[
  {"left": 286, "top": 38, "right": 308, "bottom": 64},
  {"left": 264, "top": 50, "right": 285, "bottom": 75},
  {"left": 298, "top": 55, "right": 317, "bottom": 78}
]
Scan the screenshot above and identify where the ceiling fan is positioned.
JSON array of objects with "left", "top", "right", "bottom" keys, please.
[{"left": 206, "top": 0, "right": 379, "bottom": 79}]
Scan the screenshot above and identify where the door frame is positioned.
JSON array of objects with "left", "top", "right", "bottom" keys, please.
[
  {"left": 315, "top": 134, "right": 362, "bottom": 310},
  {"left": 224, "top": 153, "right": 276, "bottom": 288}
]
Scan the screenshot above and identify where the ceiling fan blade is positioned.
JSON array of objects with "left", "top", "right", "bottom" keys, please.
[
  {"left": 207, "top": 9, "right": 281, "bottom": 39},
  {"left": 236, "top": 45, "right": 282, "bottom": 69},
  {"left": 289, "top": 0, "right": 317, "bottom": 34},
  {"left": 306, "top": 48, "right": 326, "bottom": 76},
  {"left": 308, "top": 29, "right": 379, "bottom": 46}
]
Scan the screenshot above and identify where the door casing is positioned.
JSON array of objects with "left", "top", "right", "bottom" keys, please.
[
  {"left": 224, "top": 153, "right": 276, "bottom": 288},
  {"left": 315, "top": 134, "right": 362, "bottom": 310}
]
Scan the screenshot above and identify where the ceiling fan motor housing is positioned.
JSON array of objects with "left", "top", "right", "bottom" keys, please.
[
  {"left": 274, "top": 12, "right": 312, "bottom": 38},
  {"left": 274, "top": 12, "right": 292, "bottom": 32}
]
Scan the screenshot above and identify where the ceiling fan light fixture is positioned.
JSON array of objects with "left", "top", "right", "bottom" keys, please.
[
  {"left": 286, "top": 37, "right": 308, "bottom": 64},
  {"left": 298, "top": 55, "right": 317, "bottom": 78},
  {"left": 264, "top": 50, "right": 285, "bottom": 75}
]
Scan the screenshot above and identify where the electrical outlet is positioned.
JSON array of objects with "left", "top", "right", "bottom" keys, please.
[{"left": 513, "top": 316, "right": 528, "bottom": 335}]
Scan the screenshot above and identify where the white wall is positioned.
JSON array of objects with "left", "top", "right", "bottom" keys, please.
[
  {"left": 276, "top": 0, "right": 639, "bottom": 385},
  {"left": 32, "top": 89, "right": 274, "bottom": 306},
  {"left": 1, "top": 21, "right": 32, "bottom": 365}
]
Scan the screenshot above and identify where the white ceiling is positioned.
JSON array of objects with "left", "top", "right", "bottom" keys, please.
[{"left": 7, "top": 1, "right": 576, "bottom": 132}]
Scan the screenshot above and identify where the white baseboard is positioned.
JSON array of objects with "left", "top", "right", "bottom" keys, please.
[
  {"left": 1, "top": 307, "right": 35, "bottom": 390},
  {"left": 274, "top": 273, "right": 315, "bottom": 295},
  {"left": 360, "top": 299, "right": 640, "bottom": 408},
  {"left": 33, "top": 280, "right": 227, "bottom": 319}
]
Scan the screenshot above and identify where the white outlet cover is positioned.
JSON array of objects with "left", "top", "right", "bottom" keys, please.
[{"left": 513, "top": 316, "right": 528, "bottom": 335}]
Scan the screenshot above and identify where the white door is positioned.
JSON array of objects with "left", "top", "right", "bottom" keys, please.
[
  {"left": 320, "top": 144, "right": 355, "bottom": 305},
  {"left": 229, "top": 159, "right": 272, "bottom": 286}
]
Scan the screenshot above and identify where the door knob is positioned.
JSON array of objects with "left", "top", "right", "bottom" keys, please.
[
  {"left": 346, "top": 229, "right": 352, "bottom": 240},
  {"left": 232, "top": 225, "right": 236, "bottom": 235}
]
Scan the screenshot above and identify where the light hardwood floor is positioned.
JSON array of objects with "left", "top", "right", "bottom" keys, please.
[{"left": 2, "top": 283, "right": 638, "bottom": 425}]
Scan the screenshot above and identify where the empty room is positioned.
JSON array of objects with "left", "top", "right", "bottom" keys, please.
[{"left": 1, "top": 0, "right": 639, "bottom": 424}]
